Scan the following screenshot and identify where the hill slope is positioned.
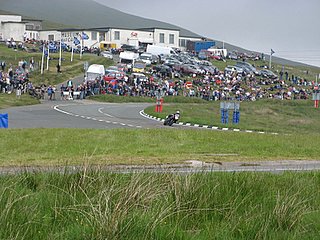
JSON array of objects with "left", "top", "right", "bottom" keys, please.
[{"left": 0, "top": 0, "right": 201, "bottom": 38}]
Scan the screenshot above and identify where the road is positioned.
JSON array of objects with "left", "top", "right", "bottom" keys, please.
[{"left": 2, "top": 99, "right": 161, "bottom": 129}]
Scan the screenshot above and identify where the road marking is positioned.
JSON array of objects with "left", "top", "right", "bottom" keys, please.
[
  {"left": 98, "top": 107, "right": 114, "bottom": 117},
  {"left": 53, "top": 104, "right": 140, "bottom": 129}
]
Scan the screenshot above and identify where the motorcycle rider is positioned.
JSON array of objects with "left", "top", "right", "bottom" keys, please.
[{"left": 164, "top": 110, "right": 180, "bottom": 126}]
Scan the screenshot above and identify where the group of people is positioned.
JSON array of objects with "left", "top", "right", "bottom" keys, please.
[
  {"left": 0, "top": 60, "right": 31, "bottom": 96},
  {"left": 61, "top": 65, "right": 315, "bottom": 102}
]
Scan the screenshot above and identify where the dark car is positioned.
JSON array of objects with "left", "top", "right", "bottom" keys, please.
[
  {"left": 120, "top": 44, "right": 137, "bottom": 52},
  {"left": 260, "top": 69, "right": 278, "bottom": 79}
]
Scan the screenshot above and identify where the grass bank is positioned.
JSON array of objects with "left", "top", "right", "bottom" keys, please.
[
  {"left": 0, "top": 128, "right": 319, "bottom": 166},
  {"left": 0, "top": 44, "right": 113, "bottom": 86},
  {"left": 1, "top": 171, "right": 320, "bottom": 239},
  {"left": 145, "top": 98, "right": 320, "bottom": 135},
  {"left": 0, "top": 93, "right": 40, "bottom": 109},
  {"left": 90, "top": 95, "right": 207, "bottom": 103}
]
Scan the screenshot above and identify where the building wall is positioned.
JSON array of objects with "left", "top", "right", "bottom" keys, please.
[
  {"left": 0, "top": 15, "right": 21, "bottom": 23},
  {"left": 25, "top": 30, "right": 40, "bottom": 40},
  {"left": 153, "top": 29, "right": 179, "bottom": 48},
  {"left": 0, "top": 15, "right": 23, "bottom": 41},
  {"left": 179, "top": 36, "right": 203, "bottom": 51},
  {"left": 24, "top": 19, "right": 42, "bottom": 31},
  {"left": 107, "top": 29, "right": 154, "bottom": 48},
  {"left": 1, "top": 22, "right": 26, "bottom": 41},
  {"left": 39, "top": 30, "right": 60, "bottom": 41}
]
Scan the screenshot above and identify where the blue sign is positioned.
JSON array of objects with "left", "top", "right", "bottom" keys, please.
[
  {"left": 0, "top": 113, "right": 8, "bottom": 128},
  {"left": 233, "top": 110, "right": 240, "bottom": 124}
]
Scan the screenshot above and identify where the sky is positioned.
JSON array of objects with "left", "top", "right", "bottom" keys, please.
[{"left": 95, "top": 0, "right": 320, "bottom": 68}]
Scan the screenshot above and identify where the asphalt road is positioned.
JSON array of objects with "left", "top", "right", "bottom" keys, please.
[{"left": 2, "top": 99, "right": 161, "bottom": 129}]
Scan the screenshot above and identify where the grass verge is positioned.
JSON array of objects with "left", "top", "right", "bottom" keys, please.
[
  {"left": 0, "top": 93, "right": 40, "bottom": 109},
  {"left": 0, "top": 128, "right": 319, "bottom": 166},
  {"left": 145, "top": 99, "right": 320, "bottom": 135}
]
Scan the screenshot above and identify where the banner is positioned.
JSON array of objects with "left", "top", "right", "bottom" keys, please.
[{"left": 0, "top": 113, "right": 8, "bottom": 128}]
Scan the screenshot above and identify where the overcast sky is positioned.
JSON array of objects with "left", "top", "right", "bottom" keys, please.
[{"left": 95, "top": 0, "right": 320, "bottom": 68}]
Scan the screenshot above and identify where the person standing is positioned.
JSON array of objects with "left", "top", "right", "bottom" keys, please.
[{"left": 56, "top": 63, "right": 61, "bottom": 73}]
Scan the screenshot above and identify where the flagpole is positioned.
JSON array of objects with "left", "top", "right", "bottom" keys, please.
[
  {"left": 59, "top": 32, "right": 62, "bottom": 67},
  {"left": 46, "top": 45, "right": 50, "bottom": 71},
  {"left": 269, "top": 49, "right": 272, "bottom": 69},
  {"left": 80, "top": 34, "right": 83, "bottom": 60},
  {"left": 71, "top": 43, "right": 74, "bottom": 62},
  {"left": 41, "top": 43, "right": 45, "bottom": 75}
]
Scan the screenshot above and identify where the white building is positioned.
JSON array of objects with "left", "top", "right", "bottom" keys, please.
[
  {"left": 0, "top": 15, "right": 41, "bottom": 42},
  {"left": 1, "top": 14, "right": 202, "bottom": 51}
]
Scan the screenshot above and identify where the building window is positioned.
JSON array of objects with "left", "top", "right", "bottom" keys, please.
[
  {"left": 159, "top": 33, "right": 165, "bottom": 43},
  {"left": 48, "top": 35, "right": 54, "bottom": 41},
  {"left": 99, "top": 32, "right": 105, "bottom": 41},
  {"left": 114, "top": 31, "right": 120, "bottom": 40},
  {"left": 26, "top": 24, "right": 33, "bottom": 30},
  {"left": 179, "top": 39, "right": 187, "bottom": 47},
  {"left": 91, "top": 32, "right": 97, "bottom": 41},
  {"left": 169, "top": 34, "right": 174, "bottom": 44}
]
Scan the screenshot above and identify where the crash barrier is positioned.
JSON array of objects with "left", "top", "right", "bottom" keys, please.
[
  {"left": 0, "top": 113, "right": 8, "bottom": 128},
  {"left": 155, "top": 98, "right": 163, "bottom": 113},
  {"left": 220, "top": 102, "right": 240, "bottom": 124}
]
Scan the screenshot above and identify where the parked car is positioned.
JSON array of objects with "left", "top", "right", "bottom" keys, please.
[
  {"left": 132, "top": 61, "right": 146, "bottom": 73},
  {"left": 101, "top": 50, "right": 113, "bottom": 59},
  {"left": 260, "top": 69, "right": 278, "bottom": 79},
  {"left": 224, "top": 65, "right": 244, "bottom": 75},
  {"left": 120, "top": 44, "right": 137, "bottom": 52}
]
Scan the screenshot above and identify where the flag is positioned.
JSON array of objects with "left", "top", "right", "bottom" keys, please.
[
  {"left": 81, "top": 32, "right": 89, "bottom": 40},
  {"left": 73, "top": 37, "right": 80, "bottom": 46},
  {"left": 48, "top": 42, "right": 57, "bottom": 51},
  {"left": 271, "top": 49, "right": 275, "bottom": 55}
]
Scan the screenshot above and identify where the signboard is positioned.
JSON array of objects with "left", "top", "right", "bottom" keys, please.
[
  {"left": 220, "top": 102, "right": 240, "bottom": 110},
  {"left": 0, "top": 113, "right": 8, "bottom": 128},
  {"left": 61, "top": 32, "right": 79, "bottom": 44},
  {"left": 220, "top": 102, "right": 240, "bottom": 124}
]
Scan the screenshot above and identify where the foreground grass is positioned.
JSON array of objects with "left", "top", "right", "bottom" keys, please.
[
  {"left": 1, "top": 170, "right": 320, "bottom": 239},
  {"left": 0, "top": 128, "right": 319, "bottom": 166},
  {"left": 0, "top": 93, "right": 40, "bottom": 109}
]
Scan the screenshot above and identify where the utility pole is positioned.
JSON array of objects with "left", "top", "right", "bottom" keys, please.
[{"left": 269, "top": 49, "right": 275, "bottom": 69}]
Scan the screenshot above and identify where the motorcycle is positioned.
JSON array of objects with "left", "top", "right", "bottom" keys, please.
[{"left": 164, "top": 111, "right": 180, "bottom": 126}]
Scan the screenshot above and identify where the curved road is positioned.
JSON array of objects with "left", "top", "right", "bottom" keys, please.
[{"left": 3, "top": 99, "right": 162, "bottom": 129}]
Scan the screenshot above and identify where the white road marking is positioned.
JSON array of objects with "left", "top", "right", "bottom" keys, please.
[
  {"left": 53, "top": 104, "right": 140, "bottom": 129},
  {"left": 98, "top": 107, "right": 114, "bottom": 117}
]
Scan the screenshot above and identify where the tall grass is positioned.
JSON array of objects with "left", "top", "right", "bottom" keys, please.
[{"left": 0, "top": 170, "right": 319, "bottom": 239}]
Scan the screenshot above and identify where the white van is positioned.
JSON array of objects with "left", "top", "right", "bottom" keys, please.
[
  {"left": 139, "top": 53, "right": 152, "bottom": 66},
  {"left": 85, "top": 64, "right": 105, "bottom": 82},
  {"left": 146, "top": 45, "right": 176, "bottom": 56},
  {"left": 119, "top": 51, "right": 139, "bottom": 68}
]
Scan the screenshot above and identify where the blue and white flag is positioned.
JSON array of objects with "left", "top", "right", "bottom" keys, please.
[
  {"left": 73, "top": 37, "right": 80, "bottom": 45},
  {"left": 81, "top": 32, "right": 89, "bottom": 40},
  {"left": 48, "top": 42, "right": 57, "bottom": 51}
]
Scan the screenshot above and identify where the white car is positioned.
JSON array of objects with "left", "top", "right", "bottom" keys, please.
[{"left": 101, "top": 51, "right": 113, "bottom": 59}]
